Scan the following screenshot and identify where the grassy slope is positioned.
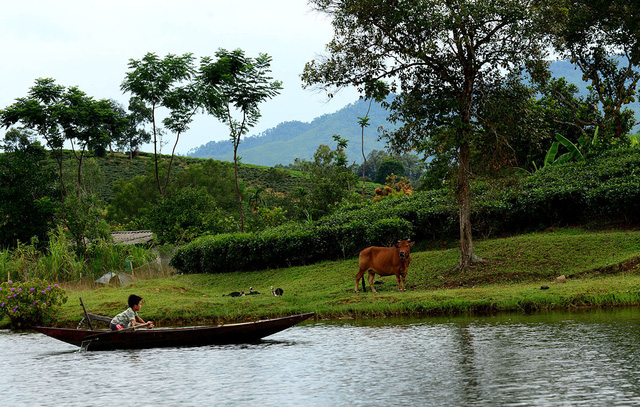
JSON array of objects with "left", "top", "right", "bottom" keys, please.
[
  {"left": 68, "top": 152, "right": 383, "bottom": 202},
  {"left": 33, "top": 227, "right": 640, "bottom": 328}
]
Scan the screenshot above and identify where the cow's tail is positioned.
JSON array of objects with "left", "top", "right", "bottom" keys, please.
[{"left": 362, "top": 276, "right": 366, "bottom": 293}]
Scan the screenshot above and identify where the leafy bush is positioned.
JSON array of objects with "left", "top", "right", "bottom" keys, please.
[
  {"left": 171, "top": 148, "right": 640, "bottom": 274},
  {"left": 147, "top": 187, "right": 236, "bottom": 244},
  {"left": 0, "top": 279, "right": 68, "bottom": 328},
  {"left": 171, "top": 217, "right": 413, "bottom": 273}
]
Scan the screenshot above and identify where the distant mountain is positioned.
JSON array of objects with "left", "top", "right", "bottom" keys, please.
[
  {"left": 187, "top": 98, "right": 398, "bottom": 166},
  {"left": 188, "top": 61, "right": 639, "bottom": 166}
]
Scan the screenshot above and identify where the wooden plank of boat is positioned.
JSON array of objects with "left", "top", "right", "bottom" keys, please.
[{"left": 34, "top": 312, "right": 314, "bottom": 351}]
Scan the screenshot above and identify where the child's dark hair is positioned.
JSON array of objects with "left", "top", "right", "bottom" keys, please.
[{"left": 128, "top": 294, "right": 143, "bottom": 308}]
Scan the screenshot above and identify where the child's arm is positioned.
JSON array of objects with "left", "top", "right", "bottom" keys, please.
[{"left": 134, "top": 315, "right": 154, "bottom": 328}]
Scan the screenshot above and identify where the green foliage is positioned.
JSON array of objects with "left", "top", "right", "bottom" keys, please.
[
  {"left": 306, "top": 142, "right": 358, "bottom": 219},
  {"left": 247, "top": 206, "right": 288, "bottom": 232},
  {"left": 84, "top": 239, "right": 156, "bottom": 278},
  {"left": 147, "top": 187, "right": 236, "bottom": 245},
  {"left": 198, "top": 49, "right": 283, "bottom": 232},
  {"left": 171, "top": 217, "right": 413, "bottom": 274},
  {"left": 107, "top": 174, "right": 159, "bottom": 228},
  {"left": 170, "top": 159, "right": 237, "bottom": 213},
  {"left": 121, "top": 52, "right": 198, "bottom": 196},
  {"left": 0, "top": 131, "right": 59, "bottom": 248},
  {"left": 59, "top": 193, "right": 111, "bottom": 254},
  {"left": 0, "top": 279, "right": 68, "bottom": 328},
  {"left": 1, "top": 78, "right": 128, "bottom": 195},
  {"left": 172, "top": 148, "right": 640, "bottom": 274},
  {"left": 542, "top": 0, "right": 640, "bottom": 140},
  {"left": 375, "top": 158, "right": 405, "bottom": 184}
]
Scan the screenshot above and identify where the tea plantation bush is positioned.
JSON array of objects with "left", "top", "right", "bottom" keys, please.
[
  {"left": 171, "top": 148, "right": 640, "bottom": 274},
  {"left": 171, "top": 217, "right": 413, "bottom": 273}
]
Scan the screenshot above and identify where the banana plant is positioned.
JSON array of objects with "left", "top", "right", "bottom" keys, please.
[{"left": 542, "top": 127, "right": 600, "bottom": 169}]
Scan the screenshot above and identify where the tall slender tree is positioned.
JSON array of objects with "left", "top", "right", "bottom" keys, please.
[
  {"left": 198, "top": 49, "right": 282, "bottom": 232},
  {"left": 121, "top": 53, "right": 196, "bottom": 196},
  {"left": 302, "top": 0, "right": 545, "bottom": 269}
]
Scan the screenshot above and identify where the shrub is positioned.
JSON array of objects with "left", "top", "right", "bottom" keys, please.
[
  {"left": 148, "top": 187, "right": 236, "bottom": 245},
  {"left": 0, "top": 279, "right": 68, "bottom": 329},
  {"left": 171, "top": 217, "right": 414, "bottom": 274},
  {"left": 171, "top": 148, "right": 640, "bottom": 274}
]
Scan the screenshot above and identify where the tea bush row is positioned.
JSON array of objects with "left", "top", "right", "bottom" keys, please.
[
  {"left": 171, "top": 217, "right": 413, "bottom": 273},
  {"left": 171, "top": 148, "right": 640, "bottom": 274}
]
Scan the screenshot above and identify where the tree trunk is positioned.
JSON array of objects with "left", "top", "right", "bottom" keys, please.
[
  {"left": 77, "top": 146, "right": 85, "bottom": 200},
  {"left": 457, "top": 140, "right": 477, "bottom": 270},
  {"left": 361, "top": 128, "right": 367, "bottom": 196},
  {"left": 233, "top": 143, "right": 245, "bottom": 233},
  {"left": 55, "top": 148, "right": 66, "bottom": 198},
  {"left": 151, "top": 105, "right": 163, "bottom": 196}
]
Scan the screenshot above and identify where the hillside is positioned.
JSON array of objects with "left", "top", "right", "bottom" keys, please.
[
  {"left": 188, "top": 98, "right": 399, "bottom": 166},
  {"left": 187, "top": 60, "right": 639, "bottom": 167}
]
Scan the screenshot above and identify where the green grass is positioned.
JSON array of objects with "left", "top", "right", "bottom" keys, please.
[{"left": 3, "top": 227, "right": 640, "bottom": 328}]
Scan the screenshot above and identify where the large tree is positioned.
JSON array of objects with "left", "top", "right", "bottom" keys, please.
[
  {"left": 1, "top": 79, "right": 125, "bottom": 197},
  {"left": 58, "top": 87, "right": 126, "bottom": 197},
  {"left": 302, "top": 0, "right": 545, "bottom": 269},
  {"left": 112, "top": 97, "right": 152, "bottom": 159},
  {"left": 121, "top": 52, "right": 197, "bottom": 196},
  {"left": 0, "top": 78, "right": 66, "bottom": 195},
  {"left": 198, "top": 49, "right": 282, "bottom": 232},
  {"left": 540, "top": 0, "right": 640, "bottom": 140}
]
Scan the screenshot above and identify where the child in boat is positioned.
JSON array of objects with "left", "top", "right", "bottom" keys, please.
[{"left": 109, "top": 294, "right": 154, "bottom": 330}]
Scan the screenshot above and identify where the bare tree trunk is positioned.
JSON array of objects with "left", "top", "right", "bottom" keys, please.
[
  {"left": 361, "top": 99, "right": 373, "bottom": 197},
  {"left": 151, "top": 104, "right": 163, "bottom": 196},
  {"left": 233, "top": 142, "right": 245, "bottom": 233},
  {"left": 457, "top": 141, "right": 481, "bottom": 270},
  {"left": 55, "top": 148, "right": 66, "bottom": 198},
  {"left": 77, "top": 146, "right": 85, "bottom": 200},
  {"left": 361, "top": 129, "right": 367, "bottom": 197}
]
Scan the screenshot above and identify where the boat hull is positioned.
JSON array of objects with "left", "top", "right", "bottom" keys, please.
[{"left": 34, "top": 313, "right": 314, "bottom": 351}]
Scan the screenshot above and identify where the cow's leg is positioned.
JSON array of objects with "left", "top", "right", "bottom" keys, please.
[
  {"left": 395, "top": 272, "right": 403, "bottom": 291},
  {"left": 368, "top": 271, "right": 377, "bottom": 293},
  {"left": 355, "top": 269, "right": 366, "bottom": 293},
  {"left": 400, "top": 273, "right": 406, "bottom": 291}
]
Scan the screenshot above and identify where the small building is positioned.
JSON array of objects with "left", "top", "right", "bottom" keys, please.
[{"left": 110, "top": 230, "right": 153, "bottom": 245}]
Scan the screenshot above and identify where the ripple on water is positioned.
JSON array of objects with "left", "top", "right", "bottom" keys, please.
[{"left": 2, "top": 309, "right": 640, "bottom": 406}]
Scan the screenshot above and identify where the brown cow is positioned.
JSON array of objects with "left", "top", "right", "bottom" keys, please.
[{"left": 355, "top": 240, "right": 415, "bottom": 293}]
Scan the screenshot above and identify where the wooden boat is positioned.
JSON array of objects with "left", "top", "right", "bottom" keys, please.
[{"left": 34, "top": 312, "right": 315, "bottom": 351}]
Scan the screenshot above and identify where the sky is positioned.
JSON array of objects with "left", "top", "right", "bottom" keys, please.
[{"left": 0, "top": 0, "right": 359, "bottom": 154}]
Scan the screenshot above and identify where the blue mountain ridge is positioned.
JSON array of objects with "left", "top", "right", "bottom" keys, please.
[{"left": 187, "top": 97, "right": 397, "bottom": 167}]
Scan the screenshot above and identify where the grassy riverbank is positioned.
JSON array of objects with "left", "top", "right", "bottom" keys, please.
[{"left": 3, "top": 227, "right": 640, "bottom": 328}]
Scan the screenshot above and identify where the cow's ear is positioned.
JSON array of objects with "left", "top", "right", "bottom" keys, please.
[
  {"left": 394, "top": 244, "right": 399, "bottom": 248},
  {"left": 409, "top": 241, "right": 415, "bottom": 247}
]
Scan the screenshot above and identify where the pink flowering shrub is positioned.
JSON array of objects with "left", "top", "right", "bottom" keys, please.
[{"left": 0, "top": 279, "right": 68, "bottom": 329}]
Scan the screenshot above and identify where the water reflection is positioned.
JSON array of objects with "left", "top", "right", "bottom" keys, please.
[{"left": 2, "top": 308, "right": 640, "bottom": 406}]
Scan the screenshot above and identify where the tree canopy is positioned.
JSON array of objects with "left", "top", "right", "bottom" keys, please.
[{"left": 302, "top": 0, "right": 546, "bottom": 269}]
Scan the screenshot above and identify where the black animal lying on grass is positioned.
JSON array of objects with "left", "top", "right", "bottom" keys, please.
[
  {"left": 223, "top": 291, "right": 244, "bottom": 297},
  {"left": 223, "top": 287, "right": 263, "bottom": 297}
]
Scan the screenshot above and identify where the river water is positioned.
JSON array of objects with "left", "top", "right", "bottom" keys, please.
[{"left": 2, "top": 308, "right": 640, "bottom": 406}]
